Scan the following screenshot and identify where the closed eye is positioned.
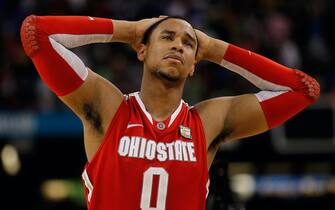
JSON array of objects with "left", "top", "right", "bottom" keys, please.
[
  {"left": 162, "top": 35, "right": 173, "bottom": 41},
  {"left": 185, "top": 41, "right": 193, "bottom": 48},
  {"left": 184, "top": 40, "right": 194, "bottom": 48}
]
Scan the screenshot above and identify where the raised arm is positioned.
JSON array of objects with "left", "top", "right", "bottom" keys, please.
[
  {"left": 20, "top": 15, "right": 160, "bottom": 160},
  {"left": 194, "top": 31, "right": 320, "bottom": 152}
]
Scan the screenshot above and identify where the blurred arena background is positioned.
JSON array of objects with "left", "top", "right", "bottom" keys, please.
[{"left": 1, "top": 0, "right": 335, "bottom": 209}]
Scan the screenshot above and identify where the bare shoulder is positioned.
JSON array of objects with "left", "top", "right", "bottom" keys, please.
[
  {"left": 60, "top": 68, "right": 124, "bottom": 160},
  {"left": 195, "top": 94, "right": 268, "bottom": 150},
  {"left": 60, "top": 68, "right": 124, "bottom": 136}
]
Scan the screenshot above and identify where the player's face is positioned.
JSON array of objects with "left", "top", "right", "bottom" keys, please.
[{"left": 138, "top": 19, "right": 197, "bottom": 82}]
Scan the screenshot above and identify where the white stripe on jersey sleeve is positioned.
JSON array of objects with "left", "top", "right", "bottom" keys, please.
[
  {"left": 50, "top": 34, "right": 113, "bottom": 49},
  {"left": 220, "top": 59, "right": 292, "bottom": 91},
  {"left": 49, "top": 37, "right": 88, "bottom": 80},
  {"left": 255, "top": 90, "right": 288, "bottom": 102}
]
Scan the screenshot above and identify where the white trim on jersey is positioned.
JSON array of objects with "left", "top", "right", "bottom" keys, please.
[
  {"left": 206, "top": 179, "right": 210, "bottom": 198},
  {"left": 82, "top": 169, "right": 94, "bottom": 202},
  {"left": 168, "top": 100, "right": 183, "bottom": 127},
  {"left": 130, "top": 92, "right": 184, "bottom": 127},
  {"left": 131, "top": 92, "right": 153, "bottom": 124}
]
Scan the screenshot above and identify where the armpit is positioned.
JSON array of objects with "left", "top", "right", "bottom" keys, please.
[
  {"left": 208, "top": 128, "right": 233, "bottom": 152},
  {"left": 83, "top": 103, "right": 103, "bottom": 134}
]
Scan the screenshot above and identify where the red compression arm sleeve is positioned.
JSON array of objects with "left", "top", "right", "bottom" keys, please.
[
  {"left": 221, "top": 44, "right": 320, "bottom": 129},
  {"left": 20, "top": 15, "right": 113, "bottom": 96}
]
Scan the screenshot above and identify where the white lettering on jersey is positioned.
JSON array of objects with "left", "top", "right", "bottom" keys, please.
[
  {"left": 129, "top": 136, "right": 140, "bottom": 157},
  {"left": 187, "top": 142, "right": 196, "bottom": 162},
  {"left": 146, "top": 140, "right": 156, "bottom": 160},
  {"left": 166, "top": 142, "right": 175, "bottom": 160},
  {"left": 182, "top": 141, "right": 189, "bottom": 161},
  {"left": 157, "top": 143, "right": 167, "bottom": 162},
  {"left": 118, "top": 136, "right": 130, "bottom": 156},
  {"left": 139, "top": 137, "right": 147, "bottom": 158},
  {"left": 174, "top": 140, "right": 182, "bottom": 161},
  {"left": 118, "top": 136, "right": 197, "bottom": 162}
]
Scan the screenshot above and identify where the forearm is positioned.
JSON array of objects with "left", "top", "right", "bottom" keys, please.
[
  {"left": 26, "top": 15, "right": 115, "bottom": 53},
  {"left": 204, "top": 38, "right": 319, "bottom": 98},
  {"left": 202, "top": 38, "right": 229, "bottom": 65},
  {"left": 203, "top": 38, "right": 320, "bottom": 128},
  {"left": 111, "top": 20, "right": 136, "bottom": 44},
  {"left": 20, "top": 15, "right": 152, "bottom": 96},
  {"left": 205, "top": 39, "right": 305, "bottom": 91},
  {"left": 21, "top": 15, "right": 116, "bottom": 95}
]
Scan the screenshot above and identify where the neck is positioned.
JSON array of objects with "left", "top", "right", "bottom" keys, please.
[{"left": 140, "top": 70, "right": 185, "bottom": 122}]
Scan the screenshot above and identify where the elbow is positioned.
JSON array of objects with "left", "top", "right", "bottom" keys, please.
[
  {"left": 311, "top": 79, "right": 320, "bottom": 102},
  {"left": 305, "top": 76, "right": 320, "bottom": 102},
  {"left": 20, "top": 15, "right": 40, "bottom": 57},
  {"left": 295, "top": 70, "right": 320, "bottom": 102}
]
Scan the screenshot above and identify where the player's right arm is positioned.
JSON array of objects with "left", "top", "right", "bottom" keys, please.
[
  {"left": 20, "top": 15, "right": 164, "bottom": 160},
  {"left": 20, "top": 15, "right": 153, "bottom": 160},
  {"left": 20, "top": 15, "right": 127, "bottom": 160}
]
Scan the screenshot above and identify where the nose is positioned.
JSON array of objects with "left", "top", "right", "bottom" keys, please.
[{"left": 171, "top": 38, "right": 183, "bottom": 53}]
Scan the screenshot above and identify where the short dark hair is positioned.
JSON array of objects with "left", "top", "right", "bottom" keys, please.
[{"left": 141, "top": 16, "right": 199, "bottom": 56}]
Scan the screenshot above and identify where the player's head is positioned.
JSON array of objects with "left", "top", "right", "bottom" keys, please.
[
  {"left": 141, "top": 17, "right": 199, "bottom": 56},
  {"left": 137, "top": 17, "right": 199, "bottom": 83}
]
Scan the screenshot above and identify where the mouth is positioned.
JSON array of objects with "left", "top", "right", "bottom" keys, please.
[{"left": 163, "top": 54, "right": 184, "bottom": 64}]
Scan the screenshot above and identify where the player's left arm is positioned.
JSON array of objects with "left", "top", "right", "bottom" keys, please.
[{"left": 194, "top": 30, "right": 320, "bottom": 148}]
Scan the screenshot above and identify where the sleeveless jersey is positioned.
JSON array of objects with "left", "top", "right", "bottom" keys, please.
[{"left": 82, "top": 92, "right": 208, "bottom": 210}]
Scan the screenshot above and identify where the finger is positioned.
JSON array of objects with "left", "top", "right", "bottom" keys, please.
[{"left": 159, "top": 15, "right": 168, "bottom": 19}]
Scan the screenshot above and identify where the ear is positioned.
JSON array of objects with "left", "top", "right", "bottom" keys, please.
[{"left": 137, "top": 44, "right": 147, "bottom": 61}]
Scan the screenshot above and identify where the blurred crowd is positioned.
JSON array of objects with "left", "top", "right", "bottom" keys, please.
[{"left": 0, "top": 0, "right": 334, "bottom": 111}]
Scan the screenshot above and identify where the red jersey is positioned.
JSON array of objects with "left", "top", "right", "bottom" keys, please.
[{"left": 82, "top": 92, "right": 208, "bottom": 210}]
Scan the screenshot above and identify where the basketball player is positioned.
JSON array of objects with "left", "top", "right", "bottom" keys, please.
[{"left": 20, "top": 15, "right": 319, "bottom": 210}]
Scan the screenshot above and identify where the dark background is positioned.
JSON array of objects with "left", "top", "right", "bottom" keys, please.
[{"left": 0, "top": 0, "right": 334, "bottom": 209}]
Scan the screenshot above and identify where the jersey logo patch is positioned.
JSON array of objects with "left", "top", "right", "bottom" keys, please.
[{"left": 180, "top": 125, "right": 192, "bottom": 139}]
